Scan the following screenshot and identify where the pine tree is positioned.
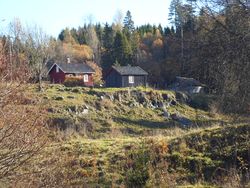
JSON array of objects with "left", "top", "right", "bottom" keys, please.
[
  {"left": 101, "top": 23, "right": 115, "bottom": 70},
  {"left": 58, "top": 28, "right": 76, "bottom": 44},
  {"left": 123, "top": 10, "right": 135, "bottom": 39},
  {"left": 113, "top": 31, "right": 132, "bottom": 66},
  {"left": 102, "top": 23, "right": 114, "bottom": 50}
]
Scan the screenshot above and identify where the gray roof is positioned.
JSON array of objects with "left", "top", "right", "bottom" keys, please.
[
  {"left": 175, "top": 76, "right": 202, "bottom": 87},
  {"left": 112, "top": 65, "right": 148, "bottom": 75},
  {"left": 51, "top": 62, "right": 95, "bottom": 73}
]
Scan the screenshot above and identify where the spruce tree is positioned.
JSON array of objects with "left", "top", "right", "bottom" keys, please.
[
  {"left": 113, "top": 31, "right": 132, "bottom": 66},
  {"left": 123, "top": 10, "right": 135, "bottom": 39}
]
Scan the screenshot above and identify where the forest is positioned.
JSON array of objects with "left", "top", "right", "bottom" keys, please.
[{"left": 0, "top": 0, "right": 249, "bottom": 187}]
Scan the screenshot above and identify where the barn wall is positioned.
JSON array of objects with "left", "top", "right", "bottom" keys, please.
[
  {"left": 105, "top": 70, "right": 122, "bottom": 87},
  {"left": 122, "top": 75, "right": 147, "bottom": 87}
]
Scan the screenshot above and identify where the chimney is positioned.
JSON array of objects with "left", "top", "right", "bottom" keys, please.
[{"left": 67, "top": 57, "right": 70, "bottom": 64}]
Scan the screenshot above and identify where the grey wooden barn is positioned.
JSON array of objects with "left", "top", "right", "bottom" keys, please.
[{"left": 105, "top": 65, "right": 148, "bottom": 87}]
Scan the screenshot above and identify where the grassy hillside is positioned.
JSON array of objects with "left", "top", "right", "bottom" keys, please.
[
  {"left": 30, "top": 84, "right": 229, "bottom": 138},
  {"left": 19, "top": 124, "right": 249, "bottom": 187},
  {"left": 4, "top": 84, "right": 249, "bottom": 187}
]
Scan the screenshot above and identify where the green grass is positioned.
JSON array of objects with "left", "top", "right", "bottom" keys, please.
[
  {"left": 26, "top": 122, "right": 249, "bottom": 187},
  {"left": 13, "top": 83, "right": 248, "bottom": 187}
]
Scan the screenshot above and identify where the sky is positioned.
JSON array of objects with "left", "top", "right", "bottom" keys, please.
[{"left": 0, "top": 0, "right": 171, "bottom": 37}]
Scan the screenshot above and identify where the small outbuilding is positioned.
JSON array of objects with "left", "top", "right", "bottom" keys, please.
[
  {"left": 105, "top": 65, "right": 148, "bottom": 87},
  {"left": 169, "top": 76, "right": 206, "bottom": 94},
  {"left": 47, "top": 60, "right": 95, "bottom": 86}
]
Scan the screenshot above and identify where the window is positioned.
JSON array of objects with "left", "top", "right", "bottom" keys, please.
[
  {"left": 83, "top": 74, "right": 89, "bottom": 82},
  {"left": 56, "top": 65, "right": 59, "bottom": 73},
  {"left": 128, "top": 76, "right": 134, "bottom": 84}
]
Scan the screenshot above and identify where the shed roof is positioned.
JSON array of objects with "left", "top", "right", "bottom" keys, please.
[
  {"left": 175, "top": 76, "right": 202, "bottom": 87},
  {"left": 112, "top": 65, "right": 148, "bottom": 76}
]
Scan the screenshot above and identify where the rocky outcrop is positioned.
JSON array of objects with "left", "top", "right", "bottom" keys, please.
[{"left": 86, "top": 89, "right": 193, "bottom": 126}]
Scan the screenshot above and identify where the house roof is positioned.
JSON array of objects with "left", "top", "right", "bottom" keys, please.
[
  {"left": 175, "top": 76, "right": 203, "bottom": 87},
  {"left": 112, "top": 65, "right": 148, "bottom": 76},
  {"left": 48, "top": 62, "right": 95, "bottom": 74}
]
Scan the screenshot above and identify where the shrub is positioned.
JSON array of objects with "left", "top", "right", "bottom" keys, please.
[
  {"left": 124, "top": 142, "right": 150, "bottom": 187},
  {"left": 189, "top": 94, "right": 215, "bottom": 110},
  {"left": 64, "top": 77, "right": 84, "bottom": 87}
]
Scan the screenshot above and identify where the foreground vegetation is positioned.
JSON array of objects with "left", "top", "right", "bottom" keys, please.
[{"left": 1, "top": 84, "right": 248, "bottom": 187}]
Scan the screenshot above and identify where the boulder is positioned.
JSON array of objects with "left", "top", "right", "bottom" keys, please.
[
  {"left": 107, "top": 94, "right": 114, "bottom": 101},
  {"left": 83, "top": 104, "right": 89, "bottom": 109},
  {"left": 176, "top": 91, "right": 190, "bottom": 103},
  {"left": 162, "top": 93, "right": 170, "bottom": 101},
  {"left": 82, "top": 109, "right": 88, "bottom": 114},
  {"left": 72, "top": 88, "right": 81, "bottom": 93},
  {"left": 162, "top": 108, "right": 170, "bottom": 118},
  {"left": 54, "top": 96, "right": 64, "bottom": 101},
  {"left": 57, "top": 88, "right": 65, "bottom": 92},
  {"left": 170, "top": 100, "right": 177, "bottom": 106}
]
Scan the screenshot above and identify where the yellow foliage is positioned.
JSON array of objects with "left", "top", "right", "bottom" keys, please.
[
  {"left": 152, "top": 38, "right": 163, "bottom": 48},
  {"left": 62, "top": 43, "right": 93, "bottom": 60}
]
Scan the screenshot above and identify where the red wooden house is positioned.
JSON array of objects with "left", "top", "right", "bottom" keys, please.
[{"left": 47, "top": 61, "right": 95, "bottom": 86}]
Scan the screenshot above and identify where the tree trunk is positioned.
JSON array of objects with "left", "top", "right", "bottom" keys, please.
[{"left": 38, "top": 72, "right": 43, "bottom": 92}]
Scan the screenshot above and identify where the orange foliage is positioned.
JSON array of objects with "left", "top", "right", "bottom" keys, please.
[
  {"left": 86, "top": 61, "right": 103, "bottom": 86},
  {"left": 62, "top": 43, "right": 93, "bottom": 60},
  {"left": 60, "top": 42, "right": 103, "bottom": 85},
  {"left": 152, "top": 38, "right": 163, "bottom": 49}
]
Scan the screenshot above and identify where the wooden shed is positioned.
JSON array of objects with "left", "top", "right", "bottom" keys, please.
[{"left": 105, "top": 65, "right": 148, "bottom": 87}]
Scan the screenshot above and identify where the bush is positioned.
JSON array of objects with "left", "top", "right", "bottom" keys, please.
[
  {"left": 189, "top": 94, "right": 215, "bottom": 110},
  {"left": 124, "top": 143, "right": 150, "bottom": 187},
  {"left": 64, "top": 77, "right": 84, "bottom": 87}
]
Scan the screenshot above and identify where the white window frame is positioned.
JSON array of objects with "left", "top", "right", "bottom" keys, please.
[
  {"left": 83, "top": 74, "right": 89, "bottom": 82},
  {"left": 128, "top": 76, "right": 134, "bottom": 84},
  {"left": 56, "top": 66, "right": 59, "bottom": 73}
]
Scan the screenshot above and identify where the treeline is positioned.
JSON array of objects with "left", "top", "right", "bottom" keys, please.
[
  {"left": 58, "top": 11, "right": 176, "bottom": 86},
  {"left": 57, "top": 0, "right": 249, "bottom": 113}
]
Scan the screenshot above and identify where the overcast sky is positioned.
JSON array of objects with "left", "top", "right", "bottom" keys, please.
[{"left": 0, "top": 0, "right": 171, "bottom": 37}]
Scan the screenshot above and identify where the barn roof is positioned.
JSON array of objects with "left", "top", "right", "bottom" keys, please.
[
  {"left": 48, "top": 62, "right": 95, "bottom": 74},
  {"left": 112, "top": 65, "right": 148, "bottom": 76}
]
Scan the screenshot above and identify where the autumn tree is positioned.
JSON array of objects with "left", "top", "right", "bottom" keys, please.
[
  {"left": 25, "top": 25, "right": 56, "bottom": 91},
  {"left": 85, "top": 24, "right": 101, "bottom": 65},
  {"left": 0, "top": 36, "right": 47, "bottom": 181}
]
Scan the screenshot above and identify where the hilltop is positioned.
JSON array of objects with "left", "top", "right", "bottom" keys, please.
[{"left": 32, "top": 84, "right": 227, "bottom": 138}]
